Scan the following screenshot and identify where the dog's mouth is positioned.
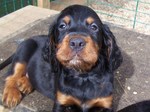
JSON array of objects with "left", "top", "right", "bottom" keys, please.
[
  {"left": 69, "top": 55, "right": 82, "bottom": 65},
  {"left": 65, "top": 53, "right": 92, "bottom": 72},
  {"left": 68, "top": 53, "right": 86, "bottom": 66}
]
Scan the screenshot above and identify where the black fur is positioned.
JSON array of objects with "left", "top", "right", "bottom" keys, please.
[{"left": 118, "top": 100, "right": 150, "bottom": 112}]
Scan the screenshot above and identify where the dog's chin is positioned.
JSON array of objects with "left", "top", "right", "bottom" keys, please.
[
  {"left": 69, "top": 55, "right": 82, "bottom": 65},
  {"left": 68, "top": 61, "right": 85, "bottom": 72},
  {"left": 66, "top": 55, "right": 90, "bottom": 72},
  {"left": 69, "top": 59, "right": 82, "bottom": 66}
]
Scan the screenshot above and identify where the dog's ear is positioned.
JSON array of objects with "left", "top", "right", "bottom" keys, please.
[
  {"left": 42, "top": 18, "right": 60, "bottom": 73},
  {"left": 102, "top": 24, "right": 123, "bottom": 71}
]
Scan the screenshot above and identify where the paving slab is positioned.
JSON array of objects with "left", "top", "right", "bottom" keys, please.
[{"left": 0, "top": 7, "right": 150, "bottom": 112}]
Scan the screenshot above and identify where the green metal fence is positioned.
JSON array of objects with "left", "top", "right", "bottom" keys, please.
[
  {"left": 0, "top": 0, "right": 37, "bottom": 17},
  {"left": 50, "top": 0, "right": 150, "bottom": 32},
  {"left": 87, "top": 0, "right": 150, "bottom": 29}
]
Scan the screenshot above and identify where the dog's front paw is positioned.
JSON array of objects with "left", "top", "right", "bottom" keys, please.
[
  {"left": 2, "top": 86, "right": 22, "bottom": 108},
  {"left": 17, "top": 76, "right": 33, "bottom": 94}
]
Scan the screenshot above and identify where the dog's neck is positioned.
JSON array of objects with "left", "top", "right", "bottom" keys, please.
[{"left": 57, "top": 65, "right": 113, "bottom": 100}]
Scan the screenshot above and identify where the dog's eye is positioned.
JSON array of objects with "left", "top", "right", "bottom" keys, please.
[
  {"left": 65, "top": 106, "right": 72, "bottom": 112},
  {"left": 90, "top": 23, "right": 98, "bottom": 31},
  {"left": 59, "top": 22, "right": 67, "bottom": 30}
]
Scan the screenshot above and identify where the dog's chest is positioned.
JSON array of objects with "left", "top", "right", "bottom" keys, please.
[{"left": 59, "top": 74, "right": 113, "bottom": 101}]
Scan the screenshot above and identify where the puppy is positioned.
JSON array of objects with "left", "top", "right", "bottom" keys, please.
[{"left": 0, "top": 5, "right": 123, "bottom": 112}]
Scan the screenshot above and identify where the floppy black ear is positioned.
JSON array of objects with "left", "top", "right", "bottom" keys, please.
[
  {"left": 102, "top": 24, "right": 123, "bottom": 71},
  {"left": 42, "top": 19, "right": 60, "bottom": 73}
]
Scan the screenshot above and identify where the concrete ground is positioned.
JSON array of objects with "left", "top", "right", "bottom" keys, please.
[{"left": 0, "top": 6, "right": 150, "bottom": 112}]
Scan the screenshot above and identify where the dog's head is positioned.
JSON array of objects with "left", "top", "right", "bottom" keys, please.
[{"left": 45, "top": 5, "right": 122, "bottom": 72}]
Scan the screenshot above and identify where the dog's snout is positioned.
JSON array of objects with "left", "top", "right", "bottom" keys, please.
[{"left": 69, "top": 38, "right": 86, "bottom": 51}]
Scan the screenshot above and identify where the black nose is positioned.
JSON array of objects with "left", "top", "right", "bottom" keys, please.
[{"left": 69, "top": 38, "right": 86, "bottom": 51}]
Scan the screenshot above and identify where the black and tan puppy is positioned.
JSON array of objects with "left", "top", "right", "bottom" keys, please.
[{"left": 0, "top": 5, "right": 123, "bottom": 112}]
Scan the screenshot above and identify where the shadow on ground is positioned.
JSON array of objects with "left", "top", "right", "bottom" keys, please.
[{"left": 114, "top": 51, "right": 135, "bottom": 111}]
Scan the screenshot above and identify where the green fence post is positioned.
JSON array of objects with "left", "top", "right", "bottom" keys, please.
[
  {"left": 4, "top": 1, "right": 8, "bottom": 14},
  {"left": 27, "top": 0, "right": 30, "bottom": 5},
  {"left": 13, "top": 0, "right": 16, "bottom": 11},
  {"left": 34, "top": 0, "right": 38, "bottom": 6},
  {"left": 133, "top": 0, "right": 140, "bottom": 29},
  {"left": 21, "top": 0, "right": 23, "bottom": 8}
]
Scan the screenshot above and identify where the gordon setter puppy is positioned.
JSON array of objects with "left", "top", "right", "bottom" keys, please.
[{"left": 0, "top": 5, "right": 123, "bottom": 112}]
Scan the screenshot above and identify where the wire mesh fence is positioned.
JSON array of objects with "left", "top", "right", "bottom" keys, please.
[
  {"left": 0, "top": 0, "right": 37, "bottom": 17},
  {"left": 49, "top": 0, "right": 150, "bottom": 34},
  {"left": 87, "top": 0, "right": 150, "bottom": 33},
  {"left": 0, "top": 0, "right": 149, "bottom": 34}
]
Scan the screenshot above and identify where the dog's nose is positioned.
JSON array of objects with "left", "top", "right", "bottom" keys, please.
[{"left": 69, "top": 38, "right": 86, "bottom": 51}]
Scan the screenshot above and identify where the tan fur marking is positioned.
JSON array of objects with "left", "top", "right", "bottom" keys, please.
[
  {"left": 56, "top": 35, "right": 72, "bottom": 65},
  {"left": 17, "top": 76, "right": 33, "bottom": 94},
  {"left": 2, "top": 75, "right": 22, "bottom": 107},
  {"left": 14, "top": 63, "right": 26, "bottom": 77},
  {"left": 57, "top": 91, "right": 81, "bottom": 106},
  {"left": 63, "top": 16, "right": 70, "bottom": 24},
  {"left": 2, "top": 62, "right": 32, "bottom": 108},
  {"left": 86, "top": 17, "right": 94, "bottom": 24},
  {"left": 79, "top": 36, "right": 99, "bottom": 70},
  {"left": 87, "top": 95, "right": 113, "bottom": 109}
]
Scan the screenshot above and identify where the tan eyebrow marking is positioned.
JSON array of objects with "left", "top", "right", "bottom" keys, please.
[
  {"left": 63, "top": 16, "right": 70, "bottom": 24},
  {"left": 86, "top": 17, "right": 94, "bottom": 24}
]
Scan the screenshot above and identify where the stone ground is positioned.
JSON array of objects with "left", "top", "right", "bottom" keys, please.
[{"left": 0, "top": 6, "right": 150, "bottom": 112}]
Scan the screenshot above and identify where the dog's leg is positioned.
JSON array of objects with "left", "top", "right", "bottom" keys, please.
[
  {"left": 2, "top": 39, "right": 37, "bottom": 108},
  {"left": 2, "top": 63, "right": 32, "bottom": 107},
  {"left": 17, "top": 74, "right": 33, "bottom": 94}
]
